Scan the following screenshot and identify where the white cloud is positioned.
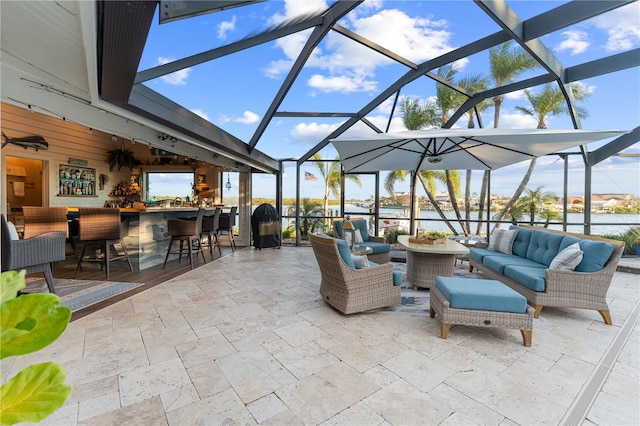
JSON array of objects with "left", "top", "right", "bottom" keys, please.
[
  {"left": 217, "top": 15, "right": 237, "bottom": 39},
  {"left": 290, "top": 122, "right": 341, "bottom": 144},
  {"left": 593, "top": 3, "right": 640, "bottom": 51},
  {"left": 157, "top": 57, "right": 191, "bottom": 85},
  {"left": 264, "top": 4, "right": 456, "bottom": 95},
  {"left": 505, "top": 90, "right": 526, "bottom": 100},
  {"left": 554, "top": 30, "right": 590, "bottom": 55},
  {"left": 494, "top": 112, "right": 538, "bottom": 129},
  {"left": 219, "top": 110, "right": 260, "bottom": 124},
  {"left": 268, "top": 0, "right": 328, "bottom": 26},
  {"left": 190, "top": 109, "right": 209, "bottom": 120},
  {"left": 308, "top": 73, "right": 378, "bottom": 93}
]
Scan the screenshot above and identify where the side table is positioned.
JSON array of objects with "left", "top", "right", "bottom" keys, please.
[{"left": 352, "top": 245, "right": 373, "bottom": 256}]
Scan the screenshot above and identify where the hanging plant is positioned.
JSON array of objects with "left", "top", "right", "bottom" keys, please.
[{"left": 106, "top": 143, "right": 137, "bottom": 172}]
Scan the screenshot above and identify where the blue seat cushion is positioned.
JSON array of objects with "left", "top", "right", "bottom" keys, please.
[
  {"left": 334, "top": 237, "right": 356, "bottom": 269},
  {"left": 358, "top": 241, "right": 391, "bottom": 254},
  {"left": 482, "top": 254, "right": 546, "bottom": 275},
  {"left": 503, "top": 265, "right": 547, "bottom": 292},
  {"left": 436, "top": 277, "right": 527, "bottom": 314},
  {"left": 560, "top": 236, "right": 614, "bottom": 273},
  {"left": 469, "top": 248, "right": 508, "bottom": 263},
  {"left": 392, "top": 270, "right": 403, "bottom": 286}
]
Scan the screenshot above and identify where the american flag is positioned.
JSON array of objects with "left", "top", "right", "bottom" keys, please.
[{"left": 304, "top": 171, "right": 318, "bottom": 181}]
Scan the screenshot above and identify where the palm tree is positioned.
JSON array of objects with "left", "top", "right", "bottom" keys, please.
[
  {"left": 476, "top": 41, "right": 538, "bottom": 235},
  {"left": 493, "top": 82, "right": 591, "bottom": 225},
  {"left": 398, "top": 97, "right": 439, "bottom": 130},
  {"left": 311, "top": 153, "right": 361, "bottom": 230},
  {"left": 434, "top": 65, "right": 466, "bottom": 232},
  {"left": 393, "top": 96, "right": 461, "bottom": 233},
  {"left": 510, "top": 186, "right": 559, "bottom": 226},
  {"left": 457, "top": 73, "right": 490, "bottom": 235},
  {"left": 296, "top": 197, "right": 324, "bottom": 238}
]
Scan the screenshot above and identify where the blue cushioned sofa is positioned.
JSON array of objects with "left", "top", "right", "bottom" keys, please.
[
  {"left": 333, "top": 219, "right": 391, "bottom": 264},
  {"left": 469, "top": 225, "right": 624, "bottom": 324}
]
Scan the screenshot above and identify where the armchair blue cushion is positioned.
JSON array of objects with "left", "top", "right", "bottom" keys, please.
[{"left": 333, "top": 219, "right": 391, "bottom": 263}]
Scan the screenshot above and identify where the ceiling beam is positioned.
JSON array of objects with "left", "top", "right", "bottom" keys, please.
[
  {"left": 248, "top": 0, "right": 363, "bottom": 152},
  {"left": 523, "top": 0, "right": 635, "bottom": 41},
  {"left": 589, "top": 126, "right": 640, "bottom": 166},
  {"left": 128, "top": 84, "right": 280, "bottom": 173},
  {"left": 135, "top": 10, "right": 326, "bottom": 84},
  {"left": 565, "top": 49, "right": 640, "bottom": 82}
]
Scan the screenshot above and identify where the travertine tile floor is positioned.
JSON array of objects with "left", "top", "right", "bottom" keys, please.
[{"left": 3, "top": 247, "right": 639, "bottom": 425}]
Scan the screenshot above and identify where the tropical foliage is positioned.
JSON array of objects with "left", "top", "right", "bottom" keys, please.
[
  {"left": 287, "top": 197, "right": 324, "bottom": 238},
  {"left": 498, "top": 186, "right": 559, "bottom": 227},
  {"left": 0, "top": 270, "right": 72, "bottom": 425},
  {"left": 310, "top": 153, "right": 361, "bottom": 229}
]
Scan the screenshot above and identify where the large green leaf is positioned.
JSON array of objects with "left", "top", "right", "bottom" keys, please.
[
  {"left": 0, "top": 270, "right": 26, "bottom": 303},
  {"left": 0, "top": 362, "right": 71, "bottom": 425},
  {"left": 0, "top": 294, "right": 71, "bottom": 360}
]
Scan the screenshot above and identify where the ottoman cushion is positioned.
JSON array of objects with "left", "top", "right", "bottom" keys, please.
[{"left": 435, "top": 277, "right": 527, "bottom": 314}]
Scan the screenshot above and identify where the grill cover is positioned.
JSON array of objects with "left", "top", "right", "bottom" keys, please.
[{"left": 251, "top": 203, "right": 281, "bottom": 249}]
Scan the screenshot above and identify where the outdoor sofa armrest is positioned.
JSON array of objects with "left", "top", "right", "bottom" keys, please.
[
  {"left": 368, "top": 235, "right": 386, "bottom": 243},
  {"left": 7, "top": 231, "right": 66, "bottom": 268}
]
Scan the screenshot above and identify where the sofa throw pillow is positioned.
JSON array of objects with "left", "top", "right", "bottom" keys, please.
[
  {"left": 351, "top": 254, "right": 370, "bottom": 269},
  {"left": 549, "top": 242, "right": 583, "bottom": 271},
  {"left": 354, "top": 229, "right": 364, "bottom": 244},
  {"left": 488, "top": 228, "right": 518, "bottom": 254},
  {"left": 6, "top": 221, "right": 20, "bottom": 240}
]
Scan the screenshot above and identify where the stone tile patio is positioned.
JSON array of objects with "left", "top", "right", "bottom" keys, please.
[{"left": 2, "top": 247, "right": 638, "bottom": 425}]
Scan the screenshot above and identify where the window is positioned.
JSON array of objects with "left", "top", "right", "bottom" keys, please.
[{"left": 146, "top": 172, "right": 194, "bottom": 201}]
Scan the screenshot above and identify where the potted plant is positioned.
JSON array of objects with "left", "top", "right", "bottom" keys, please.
[
  {"left": 106, "top": 143, "right": 137, "bottom": 172},
  {"left": 631, "top": 227, "right": 640, "bottom": 256},
  {"left": 0, "top": 270, "right": 72, "bottom": 424}
]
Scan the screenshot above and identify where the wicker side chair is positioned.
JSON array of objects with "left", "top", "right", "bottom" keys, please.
[
  {"left": 308, "top": 232, "right": 401, "bottom": 314},
  {"left": 164, "top": 208, "right": 207, "bottom": 269},
  {"left": 74, "top": 208, "right": 133, "bottom": 279},
  {"left": 22, "top": 206, "right": 78, "bottom": 258},
  {"left": 1, "top": 214, "right": 66, "bottom": 293},
  {"left": 218, "top": 206, "right": 237, "bottom": 251},
  {"left": 201, "top": 207, "right": 222, "bottom": 259}
]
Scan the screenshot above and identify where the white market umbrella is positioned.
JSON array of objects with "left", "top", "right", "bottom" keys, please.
[{"left": 330, "top": 128, "right": 627, "bottom": 172}]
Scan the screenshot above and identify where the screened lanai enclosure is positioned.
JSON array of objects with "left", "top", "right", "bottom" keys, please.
[{"left": 2, "top": 0, "right": 639, "bottom": 243}]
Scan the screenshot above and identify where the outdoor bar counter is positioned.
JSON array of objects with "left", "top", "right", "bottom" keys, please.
[{"left": 67, "top": 207, "right": 219, "bottom": 270}]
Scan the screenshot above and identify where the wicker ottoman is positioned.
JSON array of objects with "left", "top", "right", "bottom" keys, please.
[{"left": 430, "top": 276, "right": 534, "bottom": 346}]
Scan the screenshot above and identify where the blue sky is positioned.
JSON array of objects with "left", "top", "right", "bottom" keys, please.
[{"left": 139, "top": 0, "right": 640, "bottom": 200}]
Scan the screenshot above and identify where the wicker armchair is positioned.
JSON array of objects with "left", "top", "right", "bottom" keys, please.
[
  {"left": 218, "top": 206, "right": 237, "bottom": 251},
  {"left": 308, "top": 232, "right": 400, "bottom": 314},
  {"left": 74, "top": 208, "right": 133, "bottom": 279},
  {"left": 22, "top": 206, "right": 78, "bottom": 258},
  {"left": 333, "top": 219, "right": 390, "bottom": 264},
  {"left": 201, "top": 207, "right": 222, "bottom": 259},
  {"left": 164, "top": 208, "right": 207, "bottom": 269},
  {"left": 1, "top": 214, "right": 65, "bottom": 293}
]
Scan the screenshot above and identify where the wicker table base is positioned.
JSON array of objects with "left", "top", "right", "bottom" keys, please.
[
  {"left": 430, "top": 285, "right": 534, "bottom": 347},
  {"left": 397, "top": 236, "right": 469, "bottom": 290},
  {"left": 406, "top": 250, "right": 457, "bottom": 290}
]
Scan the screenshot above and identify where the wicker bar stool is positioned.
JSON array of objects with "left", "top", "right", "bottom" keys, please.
[
  {"left": 201, "top": 207, "right": 222, "bottom": 259},
  {"left": 218, "top": 206, "right": 237, "bottom": 251},
  {"left": 74, "top": 208, "right": 133, "bottom": 279},
  {"left": 163, "top": 208, "right": 207, "bottom": 269},
  {"left": 22, "top": 206, "right": 78, "bottom": 258}
]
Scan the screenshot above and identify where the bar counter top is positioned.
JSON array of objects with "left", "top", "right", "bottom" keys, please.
[
  {"left": 66, "top": 206, "right": 231, "bottom": 270},
  {"left": 66, "top": 207, "right": 224, "bottom": 213}
]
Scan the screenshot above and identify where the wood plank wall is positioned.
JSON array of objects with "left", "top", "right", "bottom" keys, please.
[
  {"left": 1, "top": 103, "right": 132, "bottom": 213},
  {"left": 1, "top": 103, "right": 247, "bottom": 246}
]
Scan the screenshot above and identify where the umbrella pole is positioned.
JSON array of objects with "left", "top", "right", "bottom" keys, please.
[
  {"left": 486, "top": 170, "right": 492, "bottom": 241},
  {"left": 409, "top": 171, "right": 417, "bottom": 235}
]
